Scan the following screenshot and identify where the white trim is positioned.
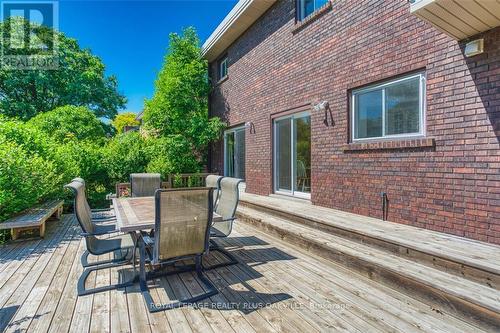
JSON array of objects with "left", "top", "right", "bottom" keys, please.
[
  {"left": 273, "top": 111, "right": 311, "bottom": 198},
  {"left": 351, "top": 72, "right": 426, "bottom": 142},
  {"left": 201, "top": 0, "right": 277, "bottom": 62}
]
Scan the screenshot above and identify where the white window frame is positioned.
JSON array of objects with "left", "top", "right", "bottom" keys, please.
[
  {"left": 351, "top": 72, "right": 426, "bottom": 142},
  {"left": 297, "top": 0, "right": 328, "bottom": 21},
  {"left": 223, "top": 125, "right": 245, "bottom": 178},
  {"left": 273, "top": 111, "right": 311, "bottom": 200},
  {"left": 218, "top": 56, "right": 228, "bottom": 81}
]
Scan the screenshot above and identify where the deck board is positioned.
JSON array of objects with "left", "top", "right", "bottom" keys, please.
[{"left": 0, "top": 214, "right": 490, "bottom": 333}]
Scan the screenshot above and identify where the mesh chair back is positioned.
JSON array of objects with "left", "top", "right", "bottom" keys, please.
[
  {"left": 130, "top": 173, "right": 161, "bottom": 197},
  {"left": 213, "top": 177, "right": 242, "bottom": 236},
  {"left": 153, "top": 188, "right": 213, "bottom": 262},
  {"left": 64, "top": 181, "right": 98, "bottom": 250},
  {"left": 206, "top": 175, "right": 222, "bottom": 207},
  {"left": 72, "top": 177, "right": 92, "bottom": 213}
]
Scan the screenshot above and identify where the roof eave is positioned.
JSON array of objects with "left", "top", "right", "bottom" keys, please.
[{"left": 201, "top": 0, "right": 277, "bottom": 62}]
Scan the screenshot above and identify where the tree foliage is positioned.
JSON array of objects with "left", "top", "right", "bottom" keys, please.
[
  {"left": 28, "top": 105, "right": 107, "bottom": 142},
  {"left": 111, "top": 112, "right": 140, "bottom": 134},
  {"left": 0, "top": 17, "right": 126, "bottom": 120},
  {"left": 143, "top": 27, "right": 224, "bottom": 168}
]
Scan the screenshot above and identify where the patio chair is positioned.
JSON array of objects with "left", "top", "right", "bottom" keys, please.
[
  {"left": 72, "top": 177, "right": 116, "bottom": 221},
  {"left": 205, "top": 175, "right": 223, "bottom": 208},
  {"left": 138, "top": 188, "right": 218, "bottom": 312},
  {"left": 65, "top": 181, "right": 137, "bottom": 296},
  {"left": 205, "top": 177, "right": 243, "bottom": 270},
  {"left": 130, "top": 173, "right": 161, "bottom": 197}
]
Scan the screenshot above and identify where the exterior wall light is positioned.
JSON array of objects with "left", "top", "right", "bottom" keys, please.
[
  {"left": 245, "top": 121, "right": 256, "bottom": 134},
  {"left": 313, "top": 101, "right": 329, "bottom": 112},
  {"left": 464, "top": 39, "right": 484, "bottom": 57},
  {"left": 313, "top": 101, "right": 334, "bottom": 126}
]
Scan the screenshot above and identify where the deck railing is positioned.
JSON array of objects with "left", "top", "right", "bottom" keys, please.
[
  {"left": 114, "top": 173, "right": 219, "bottom": 197},
  {"left": 168, "top": 173, "right": 218, "bottom": 188}
]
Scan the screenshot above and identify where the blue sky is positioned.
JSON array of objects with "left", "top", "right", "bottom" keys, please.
[{"left": 59, "top": 0, "right": 237, "bottom": 114}]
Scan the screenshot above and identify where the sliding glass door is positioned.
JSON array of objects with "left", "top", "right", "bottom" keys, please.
[
  {"left": 224, "top": 126, "right": 245, "bottom": 180},
  {"left": 274, "top": 113, "right": 311, "bottom": 198}
]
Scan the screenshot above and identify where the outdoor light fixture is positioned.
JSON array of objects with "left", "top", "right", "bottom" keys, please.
[
  {"left": 313, "top": 101, "right": 334, "bottom": 126},
  {"left": 245, "top": 121, "right": 256, "bottom": 134},
  {"left": 313, "top": 100, "right": 329, "bottom": 112},
  {"left": 464, "top": 39, "right": 484, "bottom": 57}
]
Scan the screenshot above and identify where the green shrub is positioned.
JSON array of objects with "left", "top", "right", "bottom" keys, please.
[
  {"left": 0, "top": 118, "right": 58, "bottom": 159},
  {"left": 103, "top": 131, "right": 149, "bottom": 184},
  {"left": 0, "top": 141, "right": 61, "bottom": 222},
  {"left": 56, "top": 140, "right": 110, "bottom": 206},
  {"left": 145, "top": 135, "right": 200, "bottom": 176},
  {"left": 28, "top": 105, "right": 107, "bottom": 143}
]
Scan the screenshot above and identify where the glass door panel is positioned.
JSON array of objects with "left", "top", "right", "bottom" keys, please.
[
  {"left": 224, "top": 127, "right": 245, "bottom": 179},
  {"left": 275, "top": 118, "right": 292, "bottom": 191},
  {"left": 274, "top": 113, "right": 311, "bottom": 197},
  {"left": 234, "top": 129, "right": 246, "bottom": 179},
  {"left": 294, "top": 115, "right": 311, "bottom": 194}
]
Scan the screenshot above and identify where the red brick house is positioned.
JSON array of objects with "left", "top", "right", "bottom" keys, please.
[{"left": 203, "top": 0, "right": 500, "bottom": 244}]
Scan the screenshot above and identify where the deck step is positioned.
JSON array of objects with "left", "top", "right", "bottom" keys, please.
[
  {"left": 238, "top": 196, "right": 500, "bottom": 290},
  {"left": 236, "top": 205, "right": 500, "bottom": 332}
]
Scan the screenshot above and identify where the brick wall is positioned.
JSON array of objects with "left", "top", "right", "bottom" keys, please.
[{"left": 208, "top": 0, "right": 500, "bottom": 244}]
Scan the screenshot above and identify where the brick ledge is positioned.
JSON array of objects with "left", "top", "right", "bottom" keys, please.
[{"left": 342, "top": 138, "right": 436, "bottom": 152}]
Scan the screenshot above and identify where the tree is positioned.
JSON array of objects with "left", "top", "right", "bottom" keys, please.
[
  {"left": 0, "top": 17, "right": 126, "bottom": 120},
  {"left": 28, "top": 105, "right": 107, "bottom": 143},
  {"left": 112, "top": 112, "right": 140, "bottom": 134},
  {"left": 143, "top": 27, "right": 224, "bottom": 169}
]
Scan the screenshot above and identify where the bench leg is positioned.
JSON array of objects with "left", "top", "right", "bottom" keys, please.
[
  {"left": 40, "top": 223, "right": 46, "bottom": 238},
  {"left": 11, "top": 229, "right": 19, "bottom": 241},
  {"left": 54, "top": 206, "right": 63, "bottom": 220}
]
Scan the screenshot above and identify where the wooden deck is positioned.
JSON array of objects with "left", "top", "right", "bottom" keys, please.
[{"left": 0, "top": 214, "right": 489, "bottom": 333}]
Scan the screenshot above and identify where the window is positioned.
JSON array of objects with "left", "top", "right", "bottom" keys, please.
[
  {"left": 351, "top": 73, "right": 425, "bottom": 141},
  {"left": 217, "top": 56, "right": 227, "bottom": 81},
  {"left": 297, "top": 0, "right": 328, "bottom": 21}
]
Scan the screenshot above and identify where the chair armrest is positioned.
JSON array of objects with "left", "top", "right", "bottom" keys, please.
[
  {"left": 81, "top": 230, "right": 117, "bottom": 237},
  {"left": 211, "top": 217, "right": 236, "bottom": 226},
  {"left": 106, "top": 193, "right": 117, "bottom": 200},
  {"left": 91, "top": 208, "right": 113, "bottom": 212},
  {"left": 92, "top": 217, "right": 117, "bottom": 223},
  {"left": 141, "top": 234, "right": 155, "bottom": 247}
]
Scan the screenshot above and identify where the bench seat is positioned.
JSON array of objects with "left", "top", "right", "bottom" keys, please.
[{"left": 0, "top": 199, "right": 64, "bottom": 240}]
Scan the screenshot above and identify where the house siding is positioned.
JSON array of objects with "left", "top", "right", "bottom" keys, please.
[{"left": 208, "top": 0, "right": 500, "bottom": 244}]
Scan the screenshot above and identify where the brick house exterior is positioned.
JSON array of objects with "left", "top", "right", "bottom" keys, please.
[{"left": 205, "top": 0, "right": 500, "bottom": 244}]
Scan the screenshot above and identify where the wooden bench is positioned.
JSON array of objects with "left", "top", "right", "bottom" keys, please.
[{"left": 0, "top": 199, "right": 64, "bottom": 240}]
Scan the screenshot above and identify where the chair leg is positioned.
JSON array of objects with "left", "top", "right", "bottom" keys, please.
[
  {"left": 77, "top": 260, "right": 138, "bottom": 296},
  {"left": 140, "top": 251, "right": 218, "bottom": 313},
  {"left": 203, "top": 239, "right": 239, "bottom": 270},
  {"left": 81, "top": 248, "right": 132, "bottom": 268}
]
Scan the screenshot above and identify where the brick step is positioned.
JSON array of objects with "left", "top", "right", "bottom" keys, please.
[
  {"left": 238, "top": 196, "right": 500, "bottom": 290},
  {"left": 236, "top": 205, "right": 500, "bottom": 332}
]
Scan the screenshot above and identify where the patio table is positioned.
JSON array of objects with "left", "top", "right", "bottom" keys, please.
[{"left": 112, "top": 196, "right": 222, "bottom": 232}]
